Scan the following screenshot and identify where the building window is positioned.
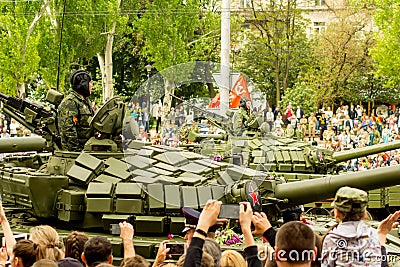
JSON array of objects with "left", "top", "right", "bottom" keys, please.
[
  {"left": 315, "top": 0, "right": 325, "bottom": 6},
  {"left": 240, "top": 0, "right": 251, "bottom": 8},
  {"left": 313, "top": 22, "right": 326, "bottom": 34}
]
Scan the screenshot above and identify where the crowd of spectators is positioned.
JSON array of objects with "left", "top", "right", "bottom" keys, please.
[
  {"left": 0, "top": 113, "right": 32, "bottom": 139},
  {"left": 126, "top": 100, "right": 400, "bottom": 151},
  {"left": 262, "top": 103, "right": 400, "bottom": 152},
  {"left": 1, "top": 189, "right": 399, "bottom": 267},
  {"left": 126, "top": 102, "right": 201, "bottom": 147}
]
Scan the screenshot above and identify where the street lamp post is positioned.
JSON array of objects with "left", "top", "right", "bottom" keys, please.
[{"left": 145, "top": 64, "right": 152, "bottom": 111}]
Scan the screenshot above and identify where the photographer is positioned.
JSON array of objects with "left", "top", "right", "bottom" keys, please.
[{"left": 183, "top": 200, "right": 262, "bottom": 267}]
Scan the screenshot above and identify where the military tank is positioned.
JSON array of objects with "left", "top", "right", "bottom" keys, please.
[{"left": 1, "top": 91, "right": 400, "bottom": 263}]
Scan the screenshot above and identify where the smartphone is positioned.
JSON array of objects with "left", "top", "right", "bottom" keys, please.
[
  {"left": 109, "top": 224, "right": 121, "bottom": 235},
  {"left": 2, "top": 233, "right": 28, "bottom": 248},
  {"left": 218, "top": 204, "right": 240, "bottom": 220},
  {"left": 166, "top": 243, "right": 185, "bottom": 256}
]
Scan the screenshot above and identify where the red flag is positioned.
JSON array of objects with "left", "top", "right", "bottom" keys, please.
[
  {"left": 208, "top": 75, "right": 251, "bottom": 108},
  {"left": 230, "top": 75, "right": 251, "bottom": 108}
]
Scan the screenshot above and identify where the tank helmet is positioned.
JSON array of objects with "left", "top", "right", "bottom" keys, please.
[
  {"left": 332, "top": 186, "right": 368, "bottom": 213},
  {"left": 282, "top": 205, "right": 304, "bottom": 223},
  {"left": 70, "top": 70, "right": 92, "bottom": 98}
]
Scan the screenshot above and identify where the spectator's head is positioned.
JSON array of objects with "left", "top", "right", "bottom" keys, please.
[
  {"left": 203, "top": 238, "right": 221, "bottom": 267},
  {"left": 29, "top": 225, "right": 64, "bottom": 261},
  {"left": 120, "top": 255, "right": 150, "bottom": 267},
  {"left": 58, "top": 257, "right": 84, "bottom": 267},
  {"left": 93, "top": 264, "right": 113, "bottom": 267},
  {"left": 176, "top": 251, "right": 215, "bottom": 267},
  {"left": 332, "top": 186, "right": 368, "bottom": 222},
  {"left": 12, "top": 239, "right": 39, "bottom": 267},
  {"left": 311, "top": 235, "right": 322, "bottom": 267},
  {"left": 82, "top": 236, "right": 112, "bottom": 267},
  {"left": 64, "top": 231, "right": 88, "bottom": 263},
  {"left": 275, "top": 221, "right": 316, "bottom": 266},
  {"left": 70, "top": 70, "right": 92, "bottom": 98},
  {"left": 220, "top": 250, "right": 246, "bottom": 267},
  {"left": 32, "top": 259, "right": 58, "bottom": 267}
]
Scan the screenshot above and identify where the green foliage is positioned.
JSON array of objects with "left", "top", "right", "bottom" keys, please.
[
  {"left": 135, "top": 0, "right": 201, "bottom": 71},
  {"left": 294, "top": 7, "right": 380, "bottom": 106},
  {"left": 280, "top": 82, "right": 317, "bottom": 115},
  {"left": 234, "top": 0, "right": 311, "bottom": 106},
  {"left": 0, "top": 2, "right": 42, "bottom": 96},
  {"left": 371, "top": 0, "right": 400, "bottom": 88},
  {"left": 112, "top": 32, "right": 148, "bottom": 98}
]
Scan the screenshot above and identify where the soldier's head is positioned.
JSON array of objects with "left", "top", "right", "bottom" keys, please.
[
  {"left": 240, "top": 97, "right": 250, "bottom": 110},
  {"left": 70, "top": 70, "right": 92, "bottom": 98}
]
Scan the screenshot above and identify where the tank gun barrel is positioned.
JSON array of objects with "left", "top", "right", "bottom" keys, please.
[
  {"left": 0, "top": 137, "right": 47, "bottom": 153},
  {"left": 170, "top": 94, "right": 234, "bottom": 135},
  {"left": 333, "top": 141, "right": 400, "bottom": 163},
  {"left": 274, "top": 165, "right": 400, "bottom": 205}
]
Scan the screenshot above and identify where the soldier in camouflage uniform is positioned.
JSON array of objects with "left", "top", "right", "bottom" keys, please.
[
  {"left": 58, "top": 70, "right": 94, "bottom": 151},
  {"left": 233, "top": 97, "right": 251, "bottom": 136}
]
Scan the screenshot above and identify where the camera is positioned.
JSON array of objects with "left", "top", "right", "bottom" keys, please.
[{"left": 165, "top": 243, "right": 185, "bottom": 256}]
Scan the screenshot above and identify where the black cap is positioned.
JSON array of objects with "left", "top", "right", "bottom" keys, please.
[
  {"left": 70, "top": 70, "right": 92, "bottom": 98},
  {"left": 182, "top": 207, "right": 199, "bottom": 233}
]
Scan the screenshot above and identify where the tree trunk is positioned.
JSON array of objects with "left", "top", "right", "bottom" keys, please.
[
  {"left": 98, "top": 0, "right": 121, "bottom": 103},
  {"left": 275, "top": 59, "right": 281, "bottom": 105},
  {"left": 103, "top": 21, "right": 116, "bottom": 102},
  {"left": 16, "top": 82, "right": 25, "bottom": 98},
  {"left": 161, "top": 79, "right": 175, "bottom": 136},
  {"left": 97, "top": 53, "right": 105, "bottom": 101}
]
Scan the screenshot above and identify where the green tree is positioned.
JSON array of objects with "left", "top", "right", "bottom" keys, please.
[
  {"left": 136, "top": 0, "right": 222, "bottom": 130},
  {"left": 371, "top": 0, "right": 400, "bottom": 90},
  {"left": 234, "top": 0, "right": 310, "bottom": 106},
  {"left": 0, "top": 1, "right": 46, "bottom": 97},
  {"left": 288, "top": 4, "right": 383, "bottom": 110},
  {"left": 38, "top": 0, "right": 135, "bottom": 102},
  {"left": 280, "top": 82, "right": 317, "bottom": 115}
]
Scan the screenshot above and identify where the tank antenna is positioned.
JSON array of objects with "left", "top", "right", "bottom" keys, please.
[{"left": 56, "top": 0, "right": 67, "bottom": 91}]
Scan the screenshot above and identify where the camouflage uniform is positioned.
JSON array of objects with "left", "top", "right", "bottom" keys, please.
[
  {"left": 233, "top": 107, "right": 250, "bottom": 135},
  {"left": 179, "top": 124, "right": 189, "bottom": 143},
  {"left": 58, "top": 91, "right": 94, "bottom": 151}
]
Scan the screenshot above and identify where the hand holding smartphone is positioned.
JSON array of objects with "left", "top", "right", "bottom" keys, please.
[
  {"left": 218, "top": 204, "right": 240, "bottom": 220},
  {"left": 165, "top": 243, "right": 185, "bottom": 256}
]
